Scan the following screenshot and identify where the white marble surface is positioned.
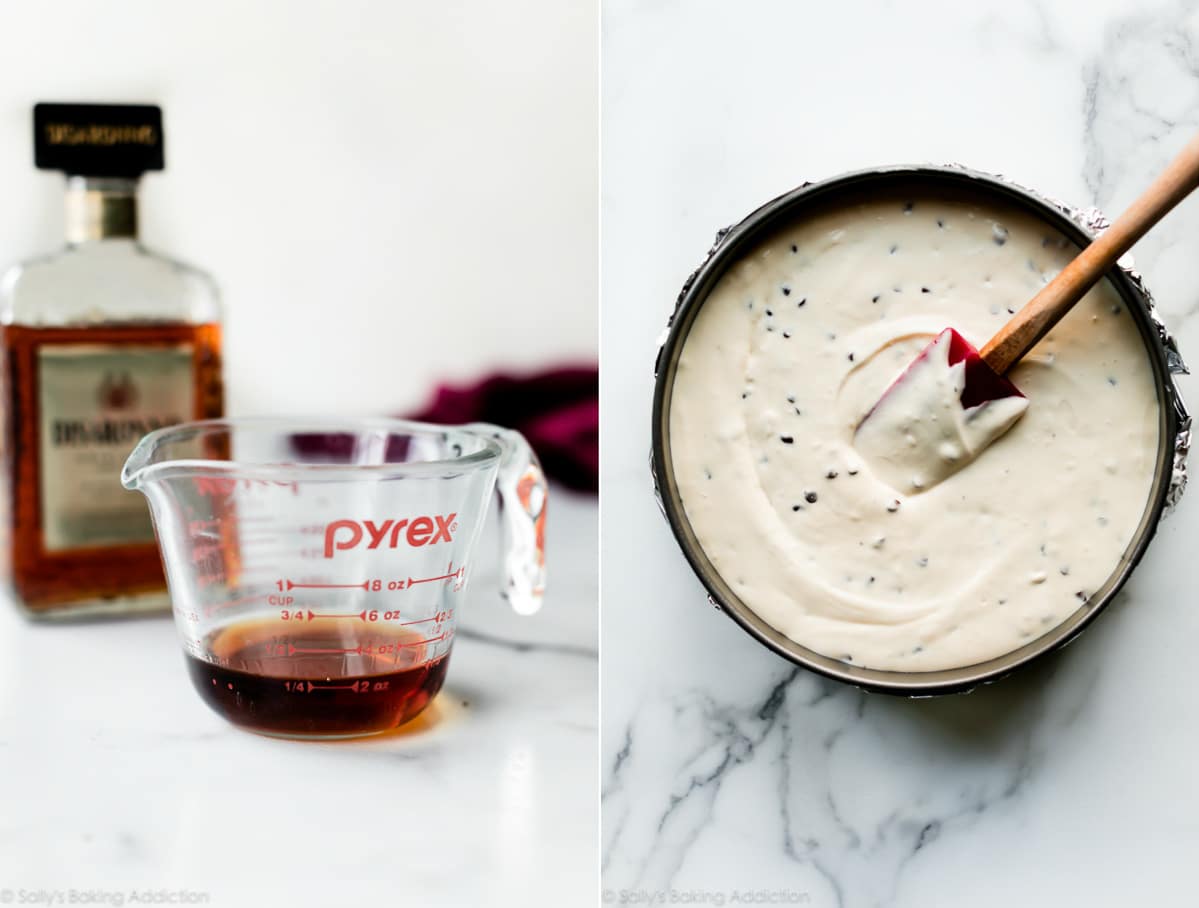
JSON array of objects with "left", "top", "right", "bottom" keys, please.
[
  {"left": 602, "top": 1, "right": 1199, "bottom": 905},
  {"left": 0, "top": 489, "right": 596, "bottom": 906}
]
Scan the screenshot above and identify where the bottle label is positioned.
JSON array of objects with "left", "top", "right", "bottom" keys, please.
[{"left": 37, "top": 343, "right": 194, "bottom": 552}]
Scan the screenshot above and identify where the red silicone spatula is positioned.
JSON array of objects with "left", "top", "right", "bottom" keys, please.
[{"left": 855, "top": 134, "right": 1199, "bottom": 495}]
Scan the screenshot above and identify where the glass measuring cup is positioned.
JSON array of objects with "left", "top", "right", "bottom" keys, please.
[{"left": 122, "top": 417, "right": 546, "bottom": 739}]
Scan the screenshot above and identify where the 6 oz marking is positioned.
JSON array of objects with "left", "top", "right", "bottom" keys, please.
[{"left": 278, "top": 608, "right": 453, "bottom": 625}]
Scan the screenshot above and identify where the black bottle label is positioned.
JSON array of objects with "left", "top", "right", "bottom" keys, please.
[{"left": 34, "top": 103, "right": 164, "bottom": 176}]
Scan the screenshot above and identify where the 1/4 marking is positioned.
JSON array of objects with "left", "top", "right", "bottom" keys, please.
[{"left": 283, "top": 680, "right": 393, "bottom": 694}]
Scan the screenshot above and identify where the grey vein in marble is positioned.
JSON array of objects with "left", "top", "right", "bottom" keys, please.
[{"left": 601, "top": 655, "right": 1107, "bottom": 906}]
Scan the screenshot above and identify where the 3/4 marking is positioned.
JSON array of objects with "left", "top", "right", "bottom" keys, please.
[{"left": 294, "top": 609, "right": 454, "bottom": 624}]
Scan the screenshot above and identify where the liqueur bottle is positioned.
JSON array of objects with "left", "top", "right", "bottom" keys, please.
[{"left": 0, "top": 103, "right": 224, "bottom": 618}]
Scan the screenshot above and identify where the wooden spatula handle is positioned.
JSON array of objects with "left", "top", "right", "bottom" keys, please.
[{"left": 980, "top": 133, "right": 1199, "bottom": 375}]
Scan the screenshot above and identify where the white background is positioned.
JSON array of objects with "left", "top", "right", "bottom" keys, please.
[{"left": 0, "top": 0, "right": 597, "bottom": 415}]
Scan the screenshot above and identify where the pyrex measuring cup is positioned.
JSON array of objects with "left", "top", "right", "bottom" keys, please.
[{"left": 122, "top": 417, "right": 546, "bottom": 738}]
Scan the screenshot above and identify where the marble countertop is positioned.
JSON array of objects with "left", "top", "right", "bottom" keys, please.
[
  {"left": 601, "top": 1, "right": 1199, "bottom": 905},
  {"left": 0, "top": 490, "right": 597, "bottom": 906}
]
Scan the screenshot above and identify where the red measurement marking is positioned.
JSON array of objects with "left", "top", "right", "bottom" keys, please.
[
  {"left": 306, "top": 609, "right": 369, "bottom": 621},
  {"left": 286, "top": 580, "right": 368, "bottom": 591},
  {"left": 403, "top": 631, "right": 451, "bottom": 647},
  {"left": 307, "top": 681, "right": 359, "bottom": 692},
  {"left": 408, "top": 567, "right": 466, "bottom": 586},
  {"left": 301, "top": 610, "right": 454, "bottom": 628},
  {"left": 287, "top": 643, "right": 361, "bottom": 656}
]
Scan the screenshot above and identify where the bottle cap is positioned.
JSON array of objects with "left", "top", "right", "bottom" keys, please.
[{"left": 34, "top": 103, "right": 164, "bottom": 177}]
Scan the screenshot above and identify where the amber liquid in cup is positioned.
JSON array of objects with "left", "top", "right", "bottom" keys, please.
[{"left": 185, "top": 617, "right": 451, "bottom": 737}]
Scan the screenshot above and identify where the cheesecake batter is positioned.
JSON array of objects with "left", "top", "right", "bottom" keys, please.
[
  {"left": 854, "top": 327, "right": 1031, "bottom": 495},
  {"left": 669, "top": 193, "right": 1161, "bottom": 672}
]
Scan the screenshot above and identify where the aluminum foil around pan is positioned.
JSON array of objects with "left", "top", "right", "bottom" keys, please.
[{"left": 650, "top": 163, "right": 1191, "bottom": 696}]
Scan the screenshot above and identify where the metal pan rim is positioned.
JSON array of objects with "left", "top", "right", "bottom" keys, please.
[{"left": 650, "top": 163, "right": 1185, "bottom": 696}]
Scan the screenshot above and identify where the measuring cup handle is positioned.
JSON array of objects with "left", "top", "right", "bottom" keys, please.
[{"left": 467, "top": 424, "right": 547, "bottom": 615}]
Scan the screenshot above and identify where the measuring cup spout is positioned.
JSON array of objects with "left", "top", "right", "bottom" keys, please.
[
  {"left": 120, "top": 428, "right": 163, "bottom": 491},
  {"left": 466, "top": 423, "right": 547, "bottom": 615}
]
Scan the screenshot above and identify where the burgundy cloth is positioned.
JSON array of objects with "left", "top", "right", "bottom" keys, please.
[{"left": 408, "top": 366, "right": 598, "bottom": 493}]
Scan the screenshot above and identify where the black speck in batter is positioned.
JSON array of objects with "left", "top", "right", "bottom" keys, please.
[
  {"left": 792, "top": 504, "right": 803, "bottom": 512},
  {"left": 781, "top": 287, "right": 791, "bottom": 297},
  {"left": 1107, "top": 376, "right": 1118, "bottom": 386},
  {"left": 886, "top": 499, "right": 901, "bottom": 512},
  {"left": 804, "top": 491, "right": 818, "bottom": 504},
  {"left": 797, "top": 297, "right": 807, "bottom": 307},
  {"left": 790, "top": 244, "right": 798, "bottom": 253},
  {"left": 847, "top": 468, "right": 859, "bottom": 476},
  {"left": 889, "top": 244, "right": 898, "bottom": 255},
  {"left": 825, "top": 469, "right": 839, "bottom": 479},
  {"left": 780, "top": 435, "right": 794, "bottom": 445},
  {"left": 871, "top": 294, "right": 881, "bottom": 303},
  {"left": 937, "top": 219, "right": 944, "bottom": 228},
  {"left": 765, "top": 308, "right": 773, "bottom": 317},
  {"left": 1059, "top": 565, "right": 1070, "bottom": 576},
  {"left": 921, "top": 286, "right": 931, "bottom": 294},
  {"left": 848, "top": 353, "right": 855, "bottom": 362},
  {"left": 916, "top": 556, "right": 929, "bottom": 567},
  {"left": 903, "top": 201, "right": 914, "bottom": 213},
  {"left": 993, "top": 225, "right": 1009, "bottom": 246},
  {"left": 783, "top": 331, "right": 791, "bottom": 339}
]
